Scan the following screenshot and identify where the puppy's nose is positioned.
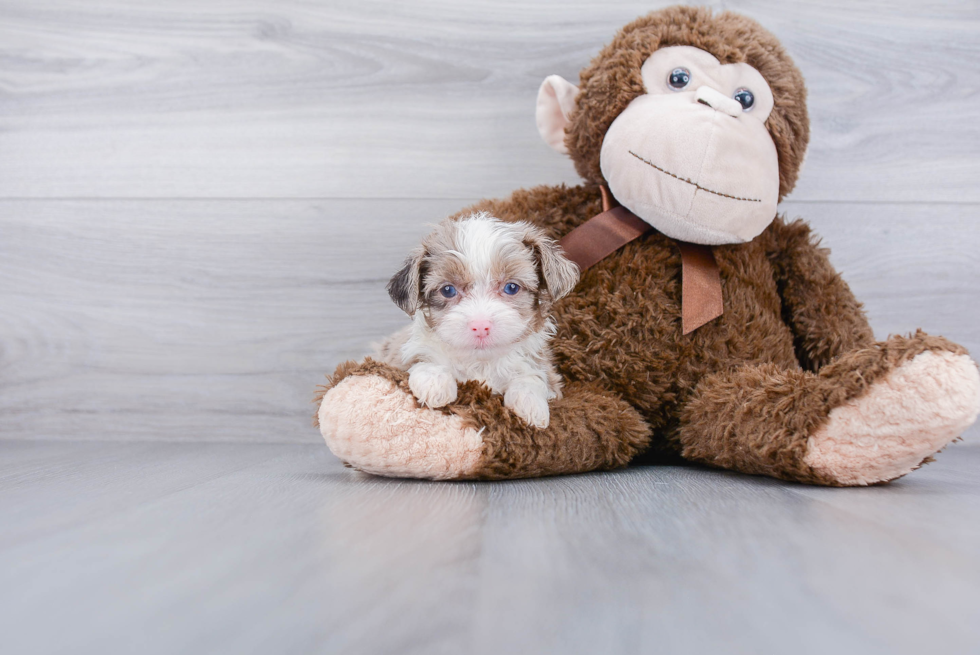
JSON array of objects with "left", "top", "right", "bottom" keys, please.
[{"left": 468, "top": 319, "right": 492, "bottom": 337}]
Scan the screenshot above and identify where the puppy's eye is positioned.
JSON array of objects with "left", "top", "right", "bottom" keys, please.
[
  {"left": 733, "top": 88, "right": 754, "bottom": 111},
  {"left": 503, "top": 283, "right": 520, "bottom": 295},
  {"left": 668, "top": 67, "right": 691, "bottom": 90},
  {"left": 439, "top": 285, "right": 457, "bottom": 298}
]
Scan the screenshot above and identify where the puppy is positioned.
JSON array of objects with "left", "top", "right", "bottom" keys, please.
[{"left": 376, "top": 212, "right": 579, "bottom": 428}]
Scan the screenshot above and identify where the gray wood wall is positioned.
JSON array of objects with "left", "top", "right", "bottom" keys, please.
[{"left": 2, "top": 0, "right": 978, "bottom": 444}]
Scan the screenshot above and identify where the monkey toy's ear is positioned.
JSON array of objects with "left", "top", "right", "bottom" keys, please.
[
  {"left": 535, "top": 75, "right": 579, "bottom": 154},
  {"left": 386, "top": 247, "right": 426, "bottom": 316}
]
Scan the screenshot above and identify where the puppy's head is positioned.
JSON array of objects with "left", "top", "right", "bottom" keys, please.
[{"left": 387, "top": 213, "right": 579, "bottom": 353}]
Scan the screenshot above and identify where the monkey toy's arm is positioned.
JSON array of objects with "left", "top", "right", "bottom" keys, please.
[
  {"left": 761, "top": 216, "right": 876, "bottom": 370},
  {"left": 316, "top": 359, "right": 650, "bottom": 480}
]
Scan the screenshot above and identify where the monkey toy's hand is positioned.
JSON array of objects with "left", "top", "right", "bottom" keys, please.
[{"left": 408, "top": 362, "right": 458, "bottom": 408}]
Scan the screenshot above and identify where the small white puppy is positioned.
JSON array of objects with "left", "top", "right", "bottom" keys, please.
[{"left": 376, "top": 213, "right": 580, "bottom": 428}]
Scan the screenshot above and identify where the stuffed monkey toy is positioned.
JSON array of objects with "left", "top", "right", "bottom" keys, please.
[{"left": 315, "top": 6, "right": 980, "bottom": 485}]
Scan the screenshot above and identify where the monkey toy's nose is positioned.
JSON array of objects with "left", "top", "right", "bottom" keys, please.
[{"left": 695, "top": 86, "right": 742, "bottom": 118}]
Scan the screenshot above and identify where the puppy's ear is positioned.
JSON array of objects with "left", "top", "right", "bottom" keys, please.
[
  {"left": 523, "top": 226, "right": 580, "bottom": 301},
  {"left": 387, "top": 246, "right": 426, "bottom": 315}
]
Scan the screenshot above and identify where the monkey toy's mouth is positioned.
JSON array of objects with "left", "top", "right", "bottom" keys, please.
[{"left": 628, "top": 150, "right": 762, "bottom": 204}]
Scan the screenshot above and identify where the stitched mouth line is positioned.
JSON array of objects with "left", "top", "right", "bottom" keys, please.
[{"left": 628, "top": 150, "right": 762, "bottom": 203}]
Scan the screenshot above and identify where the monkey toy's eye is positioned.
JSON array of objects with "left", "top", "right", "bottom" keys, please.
[
  {"left": 503, "top": 282, "right": 521, "bottom": 295},
  {"left": 733, "top": 88, "right": 755, "bottom": 111},
  {"left": 440, "top": 285, "right": 457, "bottom": 298},
  {"left": 668, "top": 67, "right": 691, "bottom": 90}
]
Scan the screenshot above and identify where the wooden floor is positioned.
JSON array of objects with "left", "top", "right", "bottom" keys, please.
[
  {"left": 2, "top": 1, "right": 980, "bottom": 652},
  {"left": 1, "top": 440, "right": 979, "bottom": 654}
]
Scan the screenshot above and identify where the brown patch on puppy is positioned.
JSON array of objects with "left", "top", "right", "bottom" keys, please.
[
  {"left": 387, "top": 246, "right": 426, "bottom": 315},
  {"left": 519, "top": 223, "right": 581, "bottom": 315}
]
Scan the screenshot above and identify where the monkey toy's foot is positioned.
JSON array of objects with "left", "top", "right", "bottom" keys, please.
[
  {"left": 804, "top": 349, "right": 980, "bottom": 485},
  {"left": 679, "top": 333, "right": 980, "bottom": 486}
]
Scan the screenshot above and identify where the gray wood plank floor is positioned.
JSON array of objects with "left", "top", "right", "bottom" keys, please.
[
  {"left": 1, "top": 440, "right": 979, "bottom": 655},
  {"left": 2, "top": 1, "right": 979, "bottom": 653}
]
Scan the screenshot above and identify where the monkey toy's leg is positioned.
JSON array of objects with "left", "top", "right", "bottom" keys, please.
[
  {"left": 678, "top": 333, "right": 980, "bottom": 486},
  {"left": 690, "top": 217, "right": 977, "bottom": 485},
  {"left": 316, "top": 359, "right": 651, "bottom": 480}
]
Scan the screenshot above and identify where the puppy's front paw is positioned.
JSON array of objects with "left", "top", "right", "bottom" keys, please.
[
  {"left": 504, "top": 383, "right": 551, "bottom": 429},
  {"left": 408, "top": 363, "right": 458, "bottom": 408}
]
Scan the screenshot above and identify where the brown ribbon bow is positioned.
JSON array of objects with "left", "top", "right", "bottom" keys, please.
[{"left": 558, "top": 186, "right": 724, "bottom": 334}]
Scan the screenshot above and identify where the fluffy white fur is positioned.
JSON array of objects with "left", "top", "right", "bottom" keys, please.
[{"left": 379, "top": 214, "right": 578, "bottom": 429}]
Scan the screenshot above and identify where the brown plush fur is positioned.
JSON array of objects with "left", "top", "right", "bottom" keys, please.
[
  {"left": 454, "top": 380, "right": 652, "bottom": 479},
  {"left": 317, "top": 7, "right": 972, "bottom": 484}
]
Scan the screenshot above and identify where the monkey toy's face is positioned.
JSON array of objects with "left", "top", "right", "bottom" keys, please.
[
  {"left": 537, "top": 46, "right": 782, "bottom": 245},
  {"left": 601, "top": 46, "right": 779, "bottom": 244}
]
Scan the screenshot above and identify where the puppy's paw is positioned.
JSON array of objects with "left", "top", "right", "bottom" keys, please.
[
  {"left": 408, "top": 363, "right": 458, "bottom": 408},
  {"left": 504, "top": 383, "right": 551, "bottom": 429}
]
